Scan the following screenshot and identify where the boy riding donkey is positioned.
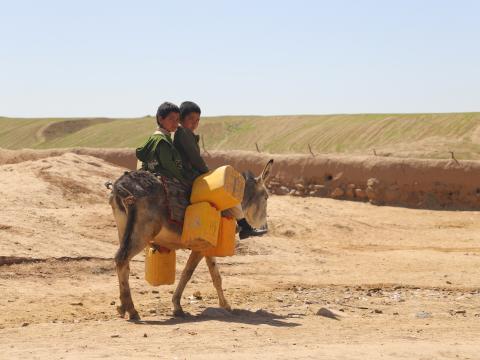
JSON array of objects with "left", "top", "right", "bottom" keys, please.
[{"left": 174, "top": 101, "right": 267, "bottom": 239}]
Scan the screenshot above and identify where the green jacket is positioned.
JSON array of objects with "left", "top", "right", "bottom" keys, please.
[
  {"left": 136, "top": 130, "right": 191, "bottom": 184},
  {"left": 173, "top": 126, "right": 209, "bottom": 179}
]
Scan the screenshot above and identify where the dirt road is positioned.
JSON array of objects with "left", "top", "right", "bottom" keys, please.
[{"left": 0, "top": 154, "right": 479, "bottom": 359}]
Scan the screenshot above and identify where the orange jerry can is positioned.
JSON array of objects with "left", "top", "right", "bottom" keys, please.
[
  {"left": 203, "top": 216, "right": 236, "bottom": 257},
  {"left": 144, "top": 245, "right": 176, "bottom": 286},
  {"left": 181, "top": 202, "right": 221, "bottom": 251}
]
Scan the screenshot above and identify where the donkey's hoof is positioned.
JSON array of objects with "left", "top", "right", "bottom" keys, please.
[
  {"left": 116, "top": 305, "right": 126, "bottom": 318},
  {"left": 173, "top": 308, "right": 186, "bottom": 318},
  {"left": 129, "top": 311, "right": 141, "bottom": 321}
]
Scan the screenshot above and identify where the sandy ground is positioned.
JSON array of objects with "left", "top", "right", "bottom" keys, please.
[{"left": 1, "top": 153, "right": 480, "bottom": 359}]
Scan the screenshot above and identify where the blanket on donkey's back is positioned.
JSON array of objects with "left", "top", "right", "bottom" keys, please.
[
  {"left": 113, "top": 170, "right": 190, "bottom": 225},
  {"left": 157, "top": 175, "right": 190, "bottom": 225}
]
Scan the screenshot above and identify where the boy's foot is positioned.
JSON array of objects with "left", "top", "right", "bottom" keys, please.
[
  {"left": 239, "top": 227, "right": 268, "bottom": 239},
  {"left": 238, "top": 219, "right": 268, "bottom": 239}
]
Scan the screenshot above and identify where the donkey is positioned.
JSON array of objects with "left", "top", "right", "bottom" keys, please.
[{"left": 108, "top": 159, "right": 273, "bottom": 320}]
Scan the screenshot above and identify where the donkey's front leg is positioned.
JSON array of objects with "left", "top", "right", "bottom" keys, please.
[
  {"left": 205, "top": 256, "right": 231, "bottom": 311},
  {"left": 172, "top": 251, "right": 204, "bottom": 317}
]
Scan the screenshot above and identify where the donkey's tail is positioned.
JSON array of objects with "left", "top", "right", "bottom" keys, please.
[{"left": 114, "top": 195, "right": 137, "bottom": 263}]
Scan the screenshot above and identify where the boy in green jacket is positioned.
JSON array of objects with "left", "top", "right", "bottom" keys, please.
[
  {"left": 174, "top": 101, "right": 267, "bottom": 239},
  {"left": 136, "top": 102, "right": 194, "bottom": 185}
]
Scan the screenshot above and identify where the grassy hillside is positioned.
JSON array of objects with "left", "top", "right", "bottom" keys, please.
[{"left": 1, "top": 113, "right": 480, "bottom": 159}]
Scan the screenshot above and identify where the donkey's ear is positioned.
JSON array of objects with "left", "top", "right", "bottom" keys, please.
[{"left": 259, "top": 159, "right": 274, "bottom": 183}]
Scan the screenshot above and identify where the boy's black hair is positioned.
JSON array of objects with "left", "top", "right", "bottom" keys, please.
[
  {"left": 156, "top": 102, "right": 179, "bottom": 124},
  {"left": 179, "top": 101, "right": 201, "bottom": 121}
]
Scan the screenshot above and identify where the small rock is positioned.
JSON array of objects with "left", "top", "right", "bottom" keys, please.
[
  {"left": 193, "top": 291, "right": 202, "bottom": 300},
  {"left": 393, "top": 312, "right": 399, "bottom": 315},
  {"left": 367, "top": 178, "right": 380, "bottom": 188},
  {"left": 354, "top": 188, "right": 367, "bottom": 199},
  {"left": 202, "top": 307, "right": 231, "bottom": 318},
  {"left": 111, "top": 334, "right": 120, "bottom": 338},
  {"left": 345, "top": 184, "right": 356, "bottom": 197},
  {"left": 446, "top": 281, "right": 452, "bottom": 285},
  {"left": 331, "top": 187, "right": 344, "bottom": 198},
  {"left": 392, "top": 293, "right": 405, "bottom": 302},
  {"left": 316, "top": 307, "right": 340, "bottom": 320},
  {"left": 152, "top": 290, "right": 159, "bottom": 294},
  {"left": 289, "top": 314, "right": 302, "bottom": 318},
  {"left": 149, "top": 309, "right": 156, "bottom": 314},
  {"left": 70, "top": 302, "right": 83, "bottom": 306},
  {"left": 415, "top": 311, "right": 432, "bottom": 319},
  {"left": 373, "top": 309, "right": 383, "bottom": 314},
  {"left": 449, "top": 309, "right": 466, "bottom": 316},
  {"left": 110, "top": 301, "right": 115, "bottom": 305},
  {"left": 143, "top": 333, "right": 148, "bottom": 338},
  {"left": 21, "top": 322, "right": 29, "bottom": 327}
]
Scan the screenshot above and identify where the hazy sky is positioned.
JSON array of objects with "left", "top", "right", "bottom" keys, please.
[{"left": 1, "top": 0, "right": 479, "bottom": 117}]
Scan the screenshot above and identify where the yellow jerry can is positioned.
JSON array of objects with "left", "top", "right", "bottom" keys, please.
[
  {"left": 203, "top": 216, "right": 236, "bottom": 257},
  {"left": 144, "top": 245, "right": 176, "bottom": 286},
  {"left": 181, "top": 202, "right": 221, "bottom": 251},
  {"left": 190, "top": 165, "right": 245, "bottom": 211}
]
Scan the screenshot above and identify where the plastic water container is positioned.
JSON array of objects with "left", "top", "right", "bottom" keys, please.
[
  {"left": 144, "top": 245, "right": 176, "bottom": 286},
  {"left": 181, "top": 202, "right": 220, "bottom": 251},
  {"left": 190, "top": 165, "right": 245, "bottom": 211},
  {"left": 203, "top": 216, "right": 236, "bottom": 257}
]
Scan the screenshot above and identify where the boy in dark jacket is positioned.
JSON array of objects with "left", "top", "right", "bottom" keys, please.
[{"left": 174, "top": 101, "right": 267, "bottom": 239}]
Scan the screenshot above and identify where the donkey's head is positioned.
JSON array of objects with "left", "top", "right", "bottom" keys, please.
[{"left": 241, "top": 159, "right": 274, "bottom": 228}]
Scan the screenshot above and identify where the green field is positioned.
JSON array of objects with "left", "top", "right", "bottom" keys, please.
[{"left": 1, "top": 113, "right": 480, "bottom": 159}]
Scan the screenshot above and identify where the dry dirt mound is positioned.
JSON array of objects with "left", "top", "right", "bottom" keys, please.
[
  {"left": 0, "top": 147, "right": 136, "bottom": 169},
  {"left": 0, "top": 152, "right": 125, "bottom": 259}
]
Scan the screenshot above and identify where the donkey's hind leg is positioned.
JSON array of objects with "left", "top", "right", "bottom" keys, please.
[
  {"left": 115, "top": 239, "right": 145, "bottom": 321},
  {"left": 205, "top": 256, "right": 231, "bottom": 311},
  {"left": 172, "top": 251, "right": 204, "bottom": 317}
]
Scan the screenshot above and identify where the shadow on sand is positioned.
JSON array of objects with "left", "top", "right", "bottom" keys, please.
[{"left": 134, "top": 308, "right": 302, "bottom": 328}]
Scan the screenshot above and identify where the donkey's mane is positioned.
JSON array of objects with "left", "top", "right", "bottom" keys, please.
[{"left": 242, "top": 170, "right": 255, "bottom": 181}]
